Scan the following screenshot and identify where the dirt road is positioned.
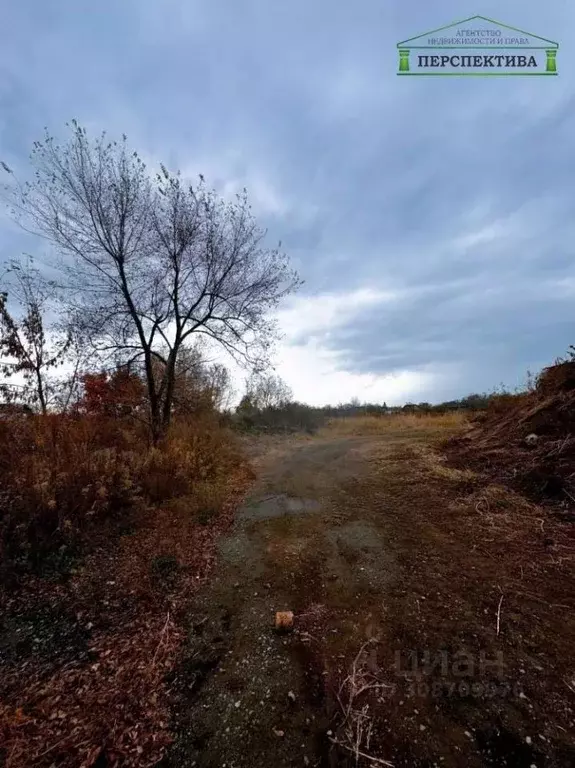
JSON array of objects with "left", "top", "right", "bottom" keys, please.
[{"left": 165, "top": 422, "right": 575, "bottom": 768}]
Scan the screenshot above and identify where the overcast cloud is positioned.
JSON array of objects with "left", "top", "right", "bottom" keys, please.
[{"left": 0, "top": 0, "right": 573, "bottom": 405}]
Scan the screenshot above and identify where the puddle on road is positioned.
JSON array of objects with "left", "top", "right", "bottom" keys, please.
[
  {"left": 238, "top": 494, "right": 321, "bottom": 522},
  {"left": 327, "top": 520, "right": 383, "bottom": 551}
]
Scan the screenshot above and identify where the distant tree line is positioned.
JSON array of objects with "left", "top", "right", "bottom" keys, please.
[{"left": 228, "top": 381, "right": 505, "bottom": 435}]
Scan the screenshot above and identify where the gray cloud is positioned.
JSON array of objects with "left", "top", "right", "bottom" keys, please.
[{"left": 0, "top": 0, "right": 573, "bottom": 403}]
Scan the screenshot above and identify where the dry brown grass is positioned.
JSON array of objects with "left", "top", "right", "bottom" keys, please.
[
  {"left": 0, "top": 412, "right": 243, "bottom": 576},
  {"left": 323, "top": 412, "right": 467, "bottom": 437},
  {"left": 409, "top": 442, "right": 477, "bottom": 483},
  {"left": 331, "top": 640, "right": 394, "bottom": 766}
]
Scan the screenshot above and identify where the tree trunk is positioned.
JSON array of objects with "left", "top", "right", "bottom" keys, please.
[
  {"left": 36, "top": 367, "right": 47, "bottom": 415},
  {"left": 150, "top": 410, "right": 164, "bottom": 445},
  {"left": 143, "top": 351, "right": 163, "bottom": 445},
  {"left": 160, "top": 349, "right": 178, "bottom": 437}
]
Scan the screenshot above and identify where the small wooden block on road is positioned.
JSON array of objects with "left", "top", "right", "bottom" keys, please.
[{"left": 275, "top": 611, "right": 294, "bottom": 631}]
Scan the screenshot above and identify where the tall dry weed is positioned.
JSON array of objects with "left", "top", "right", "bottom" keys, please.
[{"left": 0, "top": 412, "right": 242, "bottom": 575}]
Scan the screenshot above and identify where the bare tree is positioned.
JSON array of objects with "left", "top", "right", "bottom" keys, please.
[
  {"left": 50, "top": 332, "right": 93, "bottom": 413},
  {"left": 3, "top": 122, "right": 301, "bottom": 440},
  {"left": 0, "top": 258, "right": 72, "bottom": 413},
  {"left": 159, "top": 342, "right": 234, "bottom": 415},
  {"left": 206, "top": 363, "right": 234, "bottom": 411},
  {"left": 243, "top": 372, "right": 293, "bottom": 410}
]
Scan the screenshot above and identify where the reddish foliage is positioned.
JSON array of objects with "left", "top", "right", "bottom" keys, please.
[{"left": 80, "top": 370, "right": 145, "bottom": 418}]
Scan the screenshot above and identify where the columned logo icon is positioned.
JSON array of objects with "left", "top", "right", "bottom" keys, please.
[{"left": 397, "top": 16, "right": 558, "bottom": 76}]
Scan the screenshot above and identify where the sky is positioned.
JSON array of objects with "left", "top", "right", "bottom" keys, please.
[{"left": 0, "top": 0, "right": 573, "bottom": 406}]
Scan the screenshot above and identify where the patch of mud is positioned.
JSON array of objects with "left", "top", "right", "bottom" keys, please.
[
  {"left": 239, "top": 493, "right": 321, "bottom": 522},
  {"left": 165, "top": 579, "right": 329, "bottom": 767},
  {"left": 327, "top": 521, "right": 395, "bottom": 592},
  {"left": 475, "top": 724, "right": 543, "bottom": 767},
  {"left": 218, "top": 529, "right": 265, "bottom": 577}
]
